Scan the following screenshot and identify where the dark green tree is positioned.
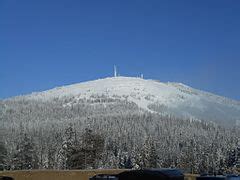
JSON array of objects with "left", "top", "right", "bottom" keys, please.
[
  {"left": 0, "top": 141, "right": 7, "bottom": 170},
  {"left": 64, "top": 124, "right": 78, "bottom": 169},
  {"left": 139, "top": 137, "right": 158, "bottom": 168},
  {"left": 148, "top": 141, "right": 158, "bottom": 168},
  {"left": 12, "top": 134, "right": 38, "bottom": 170},
  {"left": 66, "top": 128, "right": 105, "bottom": 169}
]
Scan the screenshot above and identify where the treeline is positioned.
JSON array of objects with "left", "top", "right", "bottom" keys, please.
[{"left": 0, "top": 96, "right": 240, "bottom": 173}]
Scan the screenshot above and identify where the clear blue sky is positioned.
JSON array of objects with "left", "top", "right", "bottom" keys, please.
[{"left": 1, "top": 0, "right": 240, "bottom": 100}]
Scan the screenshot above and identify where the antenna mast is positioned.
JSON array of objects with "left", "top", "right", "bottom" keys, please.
[{"left": 114, "top": 65, "right": 117, "bottom": 77}]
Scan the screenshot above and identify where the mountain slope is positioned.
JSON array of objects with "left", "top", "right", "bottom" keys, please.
[{"left": 11, "top": 76, "right": 240, "bottom": 127}]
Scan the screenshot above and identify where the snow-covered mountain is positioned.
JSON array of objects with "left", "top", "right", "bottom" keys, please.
[
  {"left": 14, "top": 76, "right": 240, "bottom": 127},
  {"left": 1, "top": 76, "right": 240, "bottom": 172}
]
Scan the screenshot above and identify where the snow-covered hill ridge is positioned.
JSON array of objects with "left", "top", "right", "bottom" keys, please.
[{"left": 17, "top": 76, "right": 240, "bottom": 126}]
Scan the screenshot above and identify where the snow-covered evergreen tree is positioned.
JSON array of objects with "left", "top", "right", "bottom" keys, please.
[{"left": 0, "top": 95, "right": 239, "bottom": 173}]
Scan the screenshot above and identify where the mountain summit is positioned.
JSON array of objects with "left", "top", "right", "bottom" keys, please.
[{"left": 13, "top": 76, "right": 240, "bottom": 127}]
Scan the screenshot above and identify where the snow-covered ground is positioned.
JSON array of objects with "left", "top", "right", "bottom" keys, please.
[{"left": 19, "top": 76, "right": 240, "bottom": 127}]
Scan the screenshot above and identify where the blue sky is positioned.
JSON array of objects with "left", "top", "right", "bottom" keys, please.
[{"left": 0, "top": 0, "right": 240, "bottom": 100}]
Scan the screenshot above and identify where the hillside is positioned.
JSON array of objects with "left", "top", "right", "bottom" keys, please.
[
  {"left": 10, "top": 76, "right": 240, "bottom": 127},
  {"left": 1, "top": 76, "right": 240, "bottom": 173}
]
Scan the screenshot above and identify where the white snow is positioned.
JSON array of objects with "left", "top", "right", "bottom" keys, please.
[{"left": 22, "top": 76, "right": 240, "bottom": 126}]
